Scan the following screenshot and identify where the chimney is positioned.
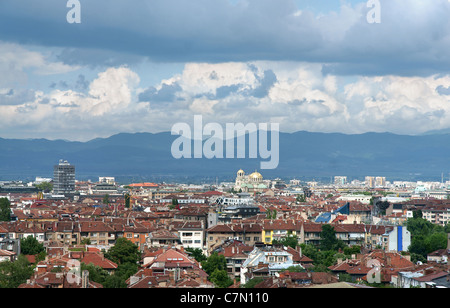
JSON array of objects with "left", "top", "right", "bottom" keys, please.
[{"left": 81, "top": 270, "right": 89, "bottom": 288}]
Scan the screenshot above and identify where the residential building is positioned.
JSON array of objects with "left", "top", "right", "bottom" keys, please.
[
  {"left": 262, "top": 219, "right": 303, "bottom": 245},
  {"left": 0, "top": 249, "right": 16, "bottom": 262},
  {"left": 53, "top": 160, "right": 75, "bottom": 195},
  {"left": 175, "top": 221, "right": 205, "bottom": 251},
  {"left": 206, "top": 223, "right": 262, "bottom": 253},
  {"left": 240, "top": 245, "right": 302, "bottom": 284},
  {"left": 381, "top": 225, "right": 411, "bottom": 252}
]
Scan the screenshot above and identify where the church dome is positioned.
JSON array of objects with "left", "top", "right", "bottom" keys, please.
[{"left": 249, "top": 171, "right": 263, "bottom": 181}]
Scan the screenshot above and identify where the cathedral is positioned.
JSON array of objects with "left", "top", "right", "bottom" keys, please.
[{"left": 234, "top": 169, "right": 268, "bottom": 193}]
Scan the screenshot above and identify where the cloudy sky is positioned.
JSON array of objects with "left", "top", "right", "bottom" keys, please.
[{"left": 1, "top": 0, "right": 450, "bottom": 141}]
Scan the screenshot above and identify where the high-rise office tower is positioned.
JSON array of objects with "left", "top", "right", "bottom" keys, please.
[{"left": 53, "top": 160, "right": 75, "bottom": 195}]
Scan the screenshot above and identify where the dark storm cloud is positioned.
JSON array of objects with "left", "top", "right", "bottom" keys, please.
[{"left": 0, "top": 0, "right": 449, "bottom": 76}]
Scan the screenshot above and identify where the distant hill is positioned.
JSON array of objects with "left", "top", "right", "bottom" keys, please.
[{"left": 1, "top": 131, "right": 450, "bottom": 183}]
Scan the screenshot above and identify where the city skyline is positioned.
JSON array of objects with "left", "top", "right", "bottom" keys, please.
[{"left": 1, "top": 0, "right": 450, "bottom": 292}]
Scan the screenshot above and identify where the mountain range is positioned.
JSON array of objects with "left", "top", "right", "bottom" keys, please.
[{"left": 1, "top": 131, "right": 450, "bottom": 183}]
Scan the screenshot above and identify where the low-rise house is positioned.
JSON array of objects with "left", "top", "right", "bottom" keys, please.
[
  {"left": 214, "top": 239, "right": 253, "bottom": 279},
  {"left": 0, "top": 236, "right": 20, "bottom": 255},
  {"left": 394, "top": 266, "right": 447, "bottom": 288},
  {"left": 172, "top": 221, "right": 205, "bottom": 251},
  {"left": 0, "top": 249, "right": 16, "bottom": 262},
  {"left": 427, "top": 249, "right": 450, "bottom": 264},
  {"left": 173, "top": 206, "right": 210, "bottom": 229},
  {"left": 122, "top": 222, "right": 152, "bottom": 250},
  {"left": 139, "top": 247, "right": 211, "bottom": 287},
  {"left": 64, "top": 251, "right": 118, "bottom": 274},
  {"left": 206, "top": 222, "right": 262, "bottom": 253},
  {"left": 79, "top": 221, "right": 115, "bottom": 246},
  {"left": 262, "top": 219, "right": 303, "bottom": 245},
  {"left": 146, "top": 229, "right": 181, "bottom": 248},
  {"left": 240, "top": 245, "right": 302, "bottom": 285},
  {"left": 328, "top": 250, "right": 416, "bottom": 285},
  {"left": 302, "top": 223, "right": 322, "bottom": 246},
  {"left": 19, "top": 271, "right": 102, "bottom": 289}
]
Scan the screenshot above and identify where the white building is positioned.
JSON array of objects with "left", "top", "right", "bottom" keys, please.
[
  {"left": 382, "top": 226, "right": 411, "bottom": 252},
  {"left": 336, "top": 194, "right": 372, "bottom": 205},
  {"left": 240, "top": 246, "right": 299, "bottom": 284},
  {"left": 177, "top": 222, "right": 205, "bottom": 252},
  {"left": 334, "top": 176, "right": 347, "bottom": 186}
]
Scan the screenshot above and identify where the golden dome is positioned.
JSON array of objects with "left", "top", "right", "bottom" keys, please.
[
  {"left": 249, "top": 171, "right": 263, "bottom": 180},
  {"left": 237, "top": 169, "right": 245, "bottom": 175}
]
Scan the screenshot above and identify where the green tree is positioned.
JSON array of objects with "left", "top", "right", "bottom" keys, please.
[
  {"left": 81, "top": 238, "right": 91, "bottom": 245},
  {"left": 413, "top": 210, "right": 423, "bottom": 219},
  {"left": 81, "top": 263, "right": 109, "bottom": 285},
  {"left": 425, "top": 232, "right": 448, "bottom": 252},
  {"left": 20, "top": 236, "right": 45, "bottom": 256},
  {"left": 35, "top": 182, "right": 53, "bottom": 193},
  {"left": 0, "top": 198, "right": 11, "bottom": 222},
  {"left": 265, "top": 209, "right": 277, "bottom": 219},
  {"left": 200, "top": 252, "right": 233, "bottom": 288},
  {"left": 103, "top": 273, "right": 128, "bottom": 288},
  {"left": 201, "top": 252, "right": 227, "bottom": 276},
  {"left": 375, "top": 200, "right": 390, "bottom": 216},
  {"left": 410, "top": 253, "right": 426, "bottom": 264},
  {"left": 407, "top": 216, "right": 449, "bottom": 261},
  {"left": 105, "top": 238, "right": 140, "bottom": 265},
  {"left": 338, "top": 273, "right": 353, "bottom": 282},
  {"left": 320, "top": 224, "right": 343, "bottom": 251},
  {"left": 284, "top": 265, "right": 305, "bottom": 272},
  {"left": 209, "top": 268, "right": 233, "bottom": 288},
  {"left": 296, "top": 195, "right": 306, "bottom": 202},
  {"left": 103, "top": 194, "right": 110, "bottom": 205},
  {"left": 242, "top": 277, "right": 264, "bottom": 288},
  {"left": 273, "top": 234, "right": 299, "bottom": 249},
  {"left": 299, "top": 243, "right": 319, "bottom": 261},
  {"left": 343, "top": 245, "right": 361, "bottom": 256},
  {"left": 185, "top": 248, "right": 207, "bottom": 263},
  {"left": 124, "top": 194, "right": 131, "bottom": 209},
  {"left": 445, "top": 223, "right": 450, "bottom": 233},
  {"left": 0, "top": 255, "right": 34, "bottom": 288},
  {"left": 114, "top": 262, "right": 139, "bottom": 281}
]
